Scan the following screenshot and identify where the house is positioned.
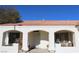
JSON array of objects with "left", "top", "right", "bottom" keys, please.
[{"left": 0, "top": 20, "right": 79, "bottom": 53}]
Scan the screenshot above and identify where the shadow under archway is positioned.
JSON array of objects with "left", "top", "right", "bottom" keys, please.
[{"left": 28, "top": 30, "right": 49, "bottom": 50}]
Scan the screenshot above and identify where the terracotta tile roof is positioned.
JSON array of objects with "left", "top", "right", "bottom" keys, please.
[{"left": 0, "top": 20, "right": 79, "bottom": 26}]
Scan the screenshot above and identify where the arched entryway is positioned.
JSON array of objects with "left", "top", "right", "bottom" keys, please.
[
  {"left": 28, "top": 30, "right": 49, "bottom": 50},
  {"left": 2, "top": 30, "right": 23, "bottom": 52},
  {"left": 55, "top": 30, "right": 74, "bottom": 47}
]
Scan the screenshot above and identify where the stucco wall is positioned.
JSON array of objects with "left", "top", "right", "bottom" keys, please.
[
  {"left": 0, "top": 25, "right": 79, "bottom": 53},
  {"left": 16, "top": 26, "right": 78, "bottom": 32},
  {"left": 0, "top": 44, "right": 18, "bottom": 53},
  {"left": 16, "top": 25, "right": 79, "bottom": 52}
]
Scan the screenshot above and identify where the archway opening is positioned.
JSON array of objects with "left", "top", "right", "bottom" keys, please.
[
  {"left": 28, "top": 30, "right": 49, "bottom": 50},
  {"left": 2, "top": 30, "right": 23, "bottom": 50},
  {"left": 55, "top": 30, "right": 74, "bottom": 47}
]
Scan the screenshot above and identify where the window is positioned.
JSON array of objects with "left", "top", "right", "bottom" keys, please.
[{"left": 55, "top": 31, "right": 74, "bottom": 47}]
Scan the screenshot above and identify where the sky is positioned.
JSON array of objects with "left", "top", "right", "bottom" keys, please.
[{"left": 3, "top": 5, "right": 79, "bottom": 20}]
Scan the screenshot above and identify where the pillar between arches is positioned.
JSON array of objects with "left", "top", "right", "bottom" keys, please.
[
  {"left": 48, "top": 31, "right": 55, "bottom": 52},
  {"left": 22, "top": 32, "right": 29, "bottom": 52}
]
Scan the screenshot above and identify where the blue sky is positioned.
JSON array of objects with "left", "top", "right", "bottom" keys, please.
[{"left": 9, "top": 5, "right": 79, "bottom": 20}]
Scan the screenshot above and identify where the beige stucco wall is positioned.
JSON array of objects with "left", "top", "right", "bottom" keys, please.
[
  {"left": 28, "top": 31, "right": 49, "bottom": 49},
  {"left": 38, "top": 31, "right": 49, "bottom": 49},
  {"left": 28, "top": 31, "right": 40, "bottom": 48}
]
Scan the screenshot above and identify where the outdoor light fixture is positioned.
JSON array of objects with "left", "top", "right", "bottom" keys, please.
[{"left": 14, "top": 25, "right": 16, "bottom": 30}]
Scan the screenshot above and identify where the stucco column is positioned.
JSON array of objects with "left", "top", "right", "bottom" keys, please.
[
  {"left": 74, "top": 32, "right": 79, "bottom": 48},
  {"left": 22, "top": 32, "right": 29, "bottom": 52},
  {"left": 0, "top": 32, "right": 3, "bottom": 46},
  {"left": 5, "top": 32, "right": 9, "bottom": 45},
  {"left": 48, "top": 31, "right": 55, "bottom": 52}
]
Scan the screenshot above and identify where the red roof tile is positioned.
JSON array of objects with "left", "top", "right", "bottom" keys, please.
[{"left": 0, "top": 20, "right": 79, "bottom": 26}]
